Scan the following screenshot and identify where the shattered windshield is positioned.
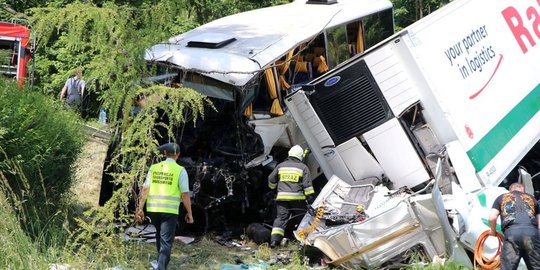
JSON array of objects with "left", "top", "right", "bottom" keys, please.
[
  {"left": 147, "top": 63, "right": 239, "bottom": 101},
  {"left": 182, "top": 72, "right": 237, "bottom": 101}
]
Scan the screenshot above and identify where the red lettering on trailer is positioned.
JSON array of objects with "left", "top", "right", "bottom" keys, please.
[
  {"left": 469, "top": 54, "right": 504, "bottom": 100},
  {"left": 501, "top": 2, "right": 540, "bottom": 53}
]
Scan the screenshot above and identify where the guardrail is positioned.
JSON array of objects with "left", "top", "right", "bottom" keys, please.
[{"left": 81, "top": 124, "right": 111, "bottom": 142}]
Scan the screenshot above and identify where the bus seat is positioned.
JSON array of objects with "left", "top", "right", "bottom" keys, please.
[
  {"left": 304, "top": 53, "right": 315, "bottom": 62},
  {"left": 292, "top": 61, "right": 313, "bottom": 85},
  {"left": 348, "top": 44, "right": 356, "bottom": 56},
  {"left": 315, "top": 56, "right": 329, "bottom": 76},
  {"left": 312, "top": 55, "right": 321, "bottom": 67},
  {"left": 292, "top": 54, "right": 303, "bottom": 62},
  {"left": 274, "top": 59, "right": 284, "bottom": 70},
  {"left": 313, "top": 47, "right": 325, "bottom": 56}
]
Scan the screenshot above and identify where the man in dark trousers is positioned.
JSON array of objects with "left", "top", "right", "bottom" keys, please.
[
  {"left": 268, "top": 145, "right": 314, "bottom": 248},
  {"left": 135, "top": 142, "right": 194, "bottom": 270},
  {"left": 489, "top": 182, "right": 540, "bottom": 270},
  {"left": 59, "top": 69, "right": 85, "bottom": 113}
]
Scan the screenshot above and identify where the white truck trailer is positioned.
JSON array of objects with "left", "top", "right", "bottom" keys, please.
[{"left": 285, "top": 0, "right": 540, "bottom": 268}]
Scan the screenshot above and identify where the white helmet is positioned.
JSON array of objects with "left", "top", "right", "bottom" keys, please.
[{"left": 288, "top": 145, "right": 304, "bottom": 159}]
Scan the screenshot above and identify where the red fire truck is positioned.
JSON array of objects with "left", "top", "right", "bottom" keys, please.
[{"left": 0, "top": 22, "right": 32, "bottom": 87}]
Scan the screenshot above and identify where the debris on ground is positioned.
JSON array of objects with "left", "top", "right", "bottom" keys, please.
[
  {"left": 175, "top": 235, "right": 195, "bottom": 244},
  {"left": 219, "top": 263, "right": 269, "bottom": 270},
  {"left": 49, "top": 264, "right": 70, "bottom": 270},
  {"left": 121, "top": 224, "right": 195, "bottom": 246}
]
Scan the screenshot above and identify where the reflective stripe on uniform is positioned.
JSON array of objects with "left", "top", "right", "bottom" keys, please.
[
  {"left": 276, "top": 191, "right": 305, "bottom": 200},
  {"left": 278, "top": 167, "right": 304, "bottom": 182},
  {"left": 148, "top": 195, "right": 181, "bottom": 202},
  {"left": 304, "top": 186, "right": 315, "bottom": 195},
  {"left": 147, "top": 203, "right": 179, "bottom": 210},
  {"left": 279, "top": 167, "right": 303, "bottom": 174},
  {"left": 276, "top": 195, "right": 306, "bottom": 200},
  {"left": 271, "top": 227, "right": 285, "bottom": 236},
  {"left": 278, "top": 191, "right": 305, "bottom": 196},
  {"left": 269, "top": 182, "right": 277, "bottom": 189}
]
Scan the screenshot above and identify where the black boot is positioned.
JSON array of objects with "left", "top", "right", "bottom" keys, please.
[{"left": 270, "top": 240, "right": 279, "bottom": 248}]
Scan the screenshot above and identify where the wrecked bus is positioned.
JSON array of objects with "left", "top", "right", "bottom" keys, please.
[
  {"left": 143, "top": 0, "right": 393, "bottom": 168},
  {"left": 139, "top": 0, "right": 394, "bottom": 234},
  {"left": 284, "top": 0, "right": 540, "bottom": 267}
]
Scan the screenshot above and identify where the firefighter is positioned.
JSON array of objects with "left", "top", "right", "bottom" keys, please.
[{"left": 268, "top": 145, "right": 314, "bottom": 248}]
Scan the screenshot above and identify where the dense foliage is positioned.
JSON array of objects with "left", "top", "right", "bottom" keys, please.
[
  {"left": 0, "top": 80, "right": 84, "bottom": 241},
  {"left": 65, "top": 85, "right": 211, "bottom": 267},
  {"left": 391, "top": 0, "right": 452, "bottom": 30},
  {"left": 1, "top": 0, "right": 291, "bottom": 112},
  {"left": 186, "top": 0, "right": 291, "bottom": 25},
  {"left": 29, "top": 1, "right": 197, "bottom": 115}
]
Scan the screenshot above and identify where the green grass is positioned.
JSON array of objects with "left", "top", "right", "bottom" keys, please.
[
  {"left": 0, "top": 192, "right": 48, "bottom": 269},
  {"left": 0, "top": 196, "right": 474, "bottom": 270},
  {"left": 110, "top": 236, "right": 473, "bottom": 270}
]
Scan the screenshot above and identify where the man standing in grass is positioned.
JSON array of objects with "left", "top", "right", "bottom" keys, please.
[{"left": 136, "top": 142, "right": 194, "bottom": 270}]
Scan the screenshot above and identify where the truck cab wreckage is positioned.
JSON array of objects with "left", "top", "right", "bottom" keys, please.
[{"left": 285, "top": 0, "right": 540, "bottom": 267}]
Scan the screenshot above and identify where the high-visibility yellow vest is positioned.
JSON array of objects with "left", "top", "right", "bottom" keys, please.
[{"left": 146, "top": 161, "right": 183, "bottom": 214}]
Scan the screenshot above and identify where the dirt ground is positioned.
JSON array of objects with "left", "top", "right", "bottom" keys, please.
[
  {"left": 71, "top": 137, "right": 108, "bottom": 207},
  {"left": 128, "top": 233, "right": 305, "bottom": 270}
]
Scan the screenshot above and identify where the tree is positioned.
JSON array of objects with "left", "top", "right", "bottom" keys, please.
[
  {"left": 24, "top": 2, "right": 211, "bottom": 266},
  {"left": 187, "top": 0, "right": 291, "bottom": 25},
  {"left": 392, "top": 0, "right": 451, "bottom": 30}
]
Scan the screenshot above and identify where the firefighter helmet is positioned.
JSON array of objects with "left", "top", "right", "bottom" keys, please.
[{"left": 288, "top": 145, "right": 304, "bottom": 159}]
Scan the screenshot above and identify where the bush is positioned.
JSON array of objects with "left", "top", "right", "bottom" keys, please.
[{"left": 0, "top": 79, "right": 84, "bottom": 240}]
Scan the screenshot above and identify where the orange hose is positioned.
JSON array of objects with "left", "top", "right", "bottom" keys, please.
[{"left": 474, "top": 230, "right": 503, "bottom": 270}]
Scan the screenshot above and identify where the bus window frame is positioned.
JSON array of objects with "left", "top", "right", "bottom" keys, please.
[
  {"left": 322, "top": 7, "right": 394, "bottom": 69},
  {"left": 324, "top": 24, "right": 351, "bottom": 69}
]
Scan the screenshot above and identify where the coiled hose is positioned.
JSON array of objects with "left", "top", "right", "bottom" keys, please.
[
  {"left": 296, "top": 206, "right": 324, "bottom": 240},
  {"left": 474, "top": 230, "right": 503, "bottom": 269}
]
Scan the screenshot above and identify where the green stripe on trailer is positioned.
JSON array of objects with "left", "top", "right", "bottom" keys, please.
[
  {"left": 467, "top": 84, "right": 540, "bottom": 171},
  {"left": 477, "top": 192, "right": 486, "bottom": 208},
  {"left": 481, "top": 218, "right": 502, "bottom": 234}
]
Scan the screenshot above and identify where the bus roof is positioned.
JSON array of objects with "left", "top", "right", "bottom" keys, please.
[{"left": 145, "top": 0, "right": 392, "bottom": 87}]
